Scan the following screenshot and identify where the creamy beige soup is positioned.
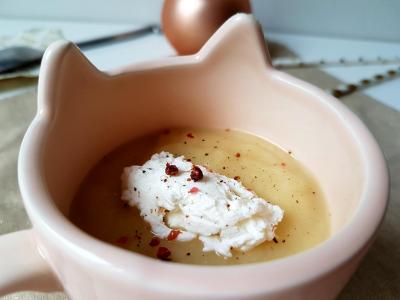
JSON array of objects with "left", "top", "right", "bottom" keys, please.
[{"left": 70, "top": 128, "right": 330, "bottom": 265}]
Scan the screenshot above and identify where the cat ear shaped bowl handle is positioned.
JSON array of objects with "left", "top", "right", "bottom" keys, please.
[{"left": 0, "top": 230, "right": 61, "bottom": 294}]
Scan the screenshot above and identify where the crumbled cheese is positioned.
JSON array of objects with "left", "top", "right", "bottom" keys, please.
[{"left": 121, "top": 151, "right": 283, "bottom": 257}]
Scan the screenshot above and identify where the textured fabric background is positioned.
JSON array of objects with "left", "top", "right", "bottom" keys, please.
[
  {"left": 0, "top": 29, "right": 64, "bottom": 80},
  {"left": 0, "top": 68, "right": 398, "bottom": 299}
]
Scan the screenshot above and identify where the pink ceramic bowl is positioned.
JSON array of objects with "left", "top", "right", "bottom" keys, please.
[{"left": 0, "top": 14, "right": 388, "bottom": 300}]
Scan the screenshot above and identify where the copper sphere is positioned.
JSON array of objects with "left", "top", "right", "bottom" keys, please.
[{"left": 162, "top": 0, "right": 252, "bottom": 55}]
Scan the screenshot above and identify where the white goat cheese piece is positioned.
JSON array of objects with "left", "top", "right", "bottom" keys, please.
[{"left": 121, "top": 151, "right": 283, "bottom": 257}]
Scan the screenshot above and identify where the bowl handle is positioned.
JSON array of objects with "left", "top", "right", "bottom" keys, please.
[{"left": 0, "top": 229, "right": 62, "bottom": 296}]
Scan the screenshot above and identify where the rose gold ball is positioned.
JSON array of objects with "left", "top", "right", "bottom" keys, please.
[{"left": 162, "top": 0, "right": 252, "bottom": 55}]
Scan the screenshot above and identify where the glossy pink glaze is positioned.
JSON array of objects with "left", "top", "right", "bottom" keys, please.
[{"left": 0, "top": 14, "right": 388, "bottom": 299}]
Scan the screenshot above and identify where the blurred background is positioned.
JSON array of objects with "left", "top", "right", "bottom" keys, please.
[
  {"left": 0, "top": 0, "right": 399, "bottom": 109},
  {"left": 1, "top": 0, "right": 399, "bottom": 41}
]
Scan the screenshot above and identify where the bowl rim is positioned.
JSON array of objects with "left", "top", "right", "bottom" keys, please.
[{"left": 18, "top": 14, "right": 389, "bottom": 297}]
